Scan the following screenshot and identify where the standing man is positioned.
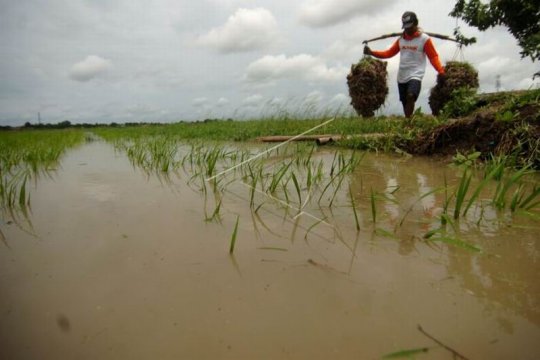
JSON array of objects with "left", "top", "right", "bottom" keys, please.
[{"left": 364, "top": 11, "right": 445, "bottom": 118}]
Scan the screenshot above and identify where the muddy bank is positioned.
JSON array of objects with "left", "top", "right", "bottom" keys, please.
[{"left": 407, "top": 102, "right": 540, "bottom": 167}]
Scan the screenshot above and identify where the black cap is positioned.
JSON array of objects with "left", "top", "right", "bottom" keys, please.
[{"left": 401, "top": 11, "right": 418, "bottom": 29}]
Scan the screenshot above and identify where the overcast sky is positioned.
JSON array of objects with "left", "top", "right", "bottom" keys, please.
[{"left": 1, "top": 0, "right": 538, "bottom": 126}]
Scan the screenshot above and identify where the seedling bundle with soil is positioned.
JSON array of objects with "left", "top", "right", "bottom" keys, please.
[
  {"left": 429, "top": 61, "right": 479, "bottom": 115},
  {"left": 347, "top": 57, "right": 388, "bottom": 117}
]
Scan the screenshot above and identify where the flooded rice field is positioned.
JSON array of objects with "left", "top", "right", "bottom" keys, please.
[{"left": 1, "top": 139, "right": 539, "bottom": 359}]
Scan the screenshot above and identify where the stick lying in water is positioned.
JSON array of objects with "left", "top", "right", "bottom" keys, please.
[{"left": 417, "top": 325, "right": 470, "bottom": 360}]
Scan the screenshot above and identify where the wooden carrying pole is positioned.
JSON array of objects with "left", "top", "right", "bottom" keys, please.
[{"left": 363, "top": 31, "right": 461, "bottom": 44}]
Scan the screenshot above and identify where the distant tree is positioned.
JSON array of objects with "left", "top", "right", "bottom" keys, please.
[
  {"left": 450, "top": 0, "right": 540, "bottom": 62},
  {"left": 57, "top": 120, "right": 72, "bottom": 128}
]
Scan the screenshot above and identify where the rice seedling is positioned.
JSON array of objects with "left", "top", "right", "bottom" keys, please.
[
  {"left": 462, "top": 161, "right": 505, "bottom": 216},
  {"left": 316, "top": 152, "right": 363, "bottom": 207},
  {"left": 433, "top": 236, "right": 482, "bottom": 253},
  {"left": 205, "top": 197, "right": 222, "bottom": 223},
  {"left": 348, "top": 186, "right": 360, "bottom": 231},
  {"left": 204, "top": 147, "right": 222, "bottom": 177},
  {"left": 290, "top": 172, "right": 302, "bottom": 206},
  {"left": 382, "top": 347, "right": 431, "bottom": 358},
  {"left": 423, "top": 225, "right": 482, "bottom": 253},
  {"left": 229, "top": 215, "right": 240, "bottom": 254},
  {"left": 328, "top": 174, "right": 346, "bottom": 208},
  {"left": 453, "top": 169, "right": 472, "bottom": 219},
  {"left": 516, "top": 185, "right": 540, "bottom": 211},
  {"left": 304, "top": 218, "right": 326, "bottom": 241},
  {"left": 492, "top": 165, "right": 533, "bottom": 209},
  {"left": 258, "top": 247, "right": 288, "bottom": 251},
  {"left": 268, "top": 161, "right": 292, "bottom": 194},
  {"left": 370, "top": 188, "right": 377, "bottom": 224}
]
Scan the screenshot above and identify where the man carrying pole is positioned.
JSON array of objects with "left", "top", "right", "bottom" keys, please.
[{"left": 364, "top": 11, "right": 445, "bottom": 118}]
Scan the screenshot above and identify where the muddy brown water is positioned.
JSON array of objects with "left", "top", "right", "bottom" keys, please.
[{"left": 1, "top": 141, "right": 539, "bottom": 359}]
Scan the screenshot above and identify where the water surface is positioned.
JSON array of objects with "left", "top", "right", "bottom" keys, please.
[{"left": 1, "top": 141, "right": 539, "bottom": 359}]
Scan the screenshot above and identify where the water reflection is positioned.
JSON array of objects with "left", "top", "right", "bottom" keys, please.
[
  {"left": 384, "top": 177, "right": 400, "bottom": 222},
  {"left": 446, "top": 231, "right": 540, "bottom": 328},
  {"left": 349, "top": 153, "right": 540, "bottom": 331}
]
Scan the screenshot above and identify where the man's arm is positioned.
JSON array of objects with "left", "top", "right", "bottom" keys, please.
[
  {"left": 366, "top": 39, "right": 400, "bottom": 59},
  {"left": 424, "top": 38, "right": 445, "bottom": 74}
]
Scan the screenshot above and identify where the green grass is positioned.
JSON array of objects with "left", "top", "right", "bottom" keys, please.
[
  {"left": 90, "top": 114, "right": 441, "bottom": 146},
  {"left": 0, "top": 129, "right": 84, "bottom": 219}
]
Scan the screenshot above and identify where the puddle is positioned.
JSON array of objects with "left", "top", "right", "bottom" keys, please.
[{"left": 0, "top": 141, "right": 539, "bottom": 359}]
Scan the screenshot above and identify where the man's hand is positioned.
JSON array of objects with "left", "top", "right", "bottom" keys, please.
[
  {"left": 438, "top": 72, "right": 446, "bottom": 85},
  {"left": 363, "top": 45, "right": 372, "bottom": 56}
]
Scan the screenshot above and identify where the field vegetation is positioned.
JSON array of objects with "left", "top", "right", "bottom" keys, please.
[
  {"left": 0, "top": 129, "right": 85, "bottom": 232},
  {"left": 1, "top": 89, "right": 538, "bottom": 249}
]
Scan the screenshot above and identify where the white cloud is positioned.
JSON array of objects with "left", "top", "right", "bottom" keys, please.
[
  {"left": 477, "top": 56, "right": 512, "bottom": 78},
  {"left": 304, "top": 90, "right": 324, "bottom": 104},
  {"left": 242, "top": 94, "right": 263, "bottom": 106},
  {"left": 217, "top": 97, "right": 230, "bottom": 107},
  {"left": 298, "top": 0, "right": 396, "bottom": 28},
  {"left": 330, "top": 93, "right": 349, "bottom": 104},
  {"left": 192, "top": 97, "right": 208, "bottom": 107},
  {"left": 245, "top": 54, "right": 348, "bottom": 84},
  {"left": 517, "top": 77, "right": 539, "bottom": 90},
  {"left": 197, "top": 8, "right": 280, "bottom": 53},
  {"left": 69, "top": 55, "right": 112, "bottom": 82}
]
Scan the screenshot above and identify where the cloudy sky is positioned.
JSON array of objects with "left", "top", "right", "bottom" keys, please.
[{"left": 1, "top": 0, "right": 538, "bottom": 126}]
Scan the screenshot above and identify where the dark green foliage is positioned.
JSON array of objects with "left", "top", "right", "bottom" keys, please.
[
  {"left": 450, "top": 0, "right": 540, "bottom": 61},
  {"left": 347, "top": 57, "right": 388, "bottom": 117},
  {"left": 453, "top": 26, "right": 477, "bottom": 46}
]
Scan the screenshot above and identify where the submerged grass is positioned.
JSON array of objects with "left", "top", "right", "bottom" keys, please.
[{"left": 382, "top": 347, "right": 431, "bottom": 359}]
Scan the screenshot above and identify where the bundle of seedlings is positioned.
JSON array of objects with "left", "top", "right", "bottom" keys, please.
[
  {"left": 347, "top": 57, "right": 388, "bottom": 117},
  {"left": 429, "top": 61, "right": 479, "bottom": 116}
]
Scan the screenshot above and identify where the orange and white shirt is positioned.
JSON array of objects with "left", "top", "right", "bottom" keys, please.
[{"left": 371, "top": 31, "right": 445, "bottom": 83}]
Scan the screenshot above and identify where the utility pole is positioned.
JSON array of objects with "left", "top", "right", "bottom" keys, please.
[{"left": 495, "top": 75, "right": 501, "bottom": 92}]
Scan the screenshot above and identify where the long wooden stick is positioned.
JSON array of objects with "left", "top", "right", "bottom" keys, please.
[
  {"left": 362, "top": 32, "right": 401, "bottom": 44},
  {"left": 363, "top": 31, "right": 460, "bottom": 44},
  {"left": 426, "top": 32, "right": 461, "bottom": 43}
]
